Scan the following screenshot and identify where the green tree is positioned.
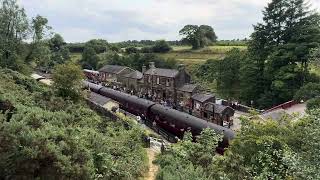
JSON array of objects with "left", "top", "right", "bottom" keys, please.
[
  {"left": 294, "top": 82, "right": 320, "bottom": 101},
  {"left": 0, "top": 0, "right": 29, "bottom": 72},
  {"left": 306, "top": 97, "right": 320, "bottom": 111},
  {"left": 49, "top": 34, "right": 70, "bottom": 66},
  {"left": 31, "top": 15, "right": 51, "bottom": 42},
  {"left": 80, "top": 40, "right": 107, "bottom": 69},
  {"left": 81, "top": 46, "right": 100, "bottom": 70},
  {"left": 152, "top": 40, "right": 172, "bottom": 53},
  {"left": 26, "top": 15, "right": 52, "bottom": 71},
  {"left": 156, "top": 129, "right": 222, "bottom": 179},
  {"left": 242, "top": 0, "right": 320, "bottom": 108},
  {"left": 85, "top": 39, "right": 108, "bottom": 54},
  {"left": 52, "top": 62, "right": 84, "bottom": 101},
  {"left": 179, "top": 25, "right": 217, "bottom": 49},
  {"left": 216, "top": 49, "right": 244, "bottom": 99},
  {"left": 125, "top": 46, "right": 139, "bottom": 54},
  {"left": 49, "top": 33, "right": 65, "bottom": 51}
]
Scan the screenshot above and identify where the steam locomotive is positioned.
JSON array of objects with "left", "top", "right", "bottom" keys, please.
[{"left": 84, "top": 81, "right": 235, "bottom": 152}]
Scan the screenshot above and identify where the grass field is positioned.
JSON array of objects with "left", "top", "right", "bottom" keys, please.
[
  {"left": 70, "top": 45, "right": 247, "bottom": 66},
  {"left": 159, "top": 45, "right": 247, "bottom": 65},
  {"left": 171, "top": 45, "right": 247, "bottom": 52},
  {"left": 70, "top": 53, "right": 82, "bottom": 63}
]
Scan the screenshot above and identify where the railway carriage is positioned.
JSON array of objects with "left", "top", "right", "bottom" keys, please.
[{"left": 84, "top": 81, "right": 235, "bottom": 151}]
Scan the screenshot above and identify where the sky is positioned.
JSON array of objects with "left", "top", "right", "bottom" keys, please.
[{"left": 18, "top": 0, "right": 320, "bottom": 43}]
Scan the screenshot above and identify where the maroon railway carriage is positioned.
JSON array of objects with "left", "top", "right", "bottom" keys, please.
[{"left": 84, "top": 81, "right": 235, "bottom": 152}]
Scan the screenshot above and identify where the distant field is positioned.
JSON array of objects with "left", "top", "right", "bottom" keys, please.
[
  {"left": 171, "top": 45, "right": 247, "bottom": 53},
  {"left": 160, "top": 45, "right": 247, "bottom": 65},
  {"left": 70, "top": 45, "right": 247, "bottom": 66},
  {"left": 70, "top": 53, "right": 82, "bottom": 63},
  {"left": 157, "top": 52, "right": 224, "bottom": 65}
]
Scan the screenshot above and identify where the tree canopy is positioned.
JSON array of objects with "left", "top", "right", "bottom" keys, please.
[
  {"left": 52, "top": 62, "right": 84, "bottom": 101},
  {"left": 195, "top": 0, "right": 320, "bottom": 108},
  {"left": 179, "top": 25, "right": 218, "bottom": 49},
  {"left": 0, "top": 0, "right": 30, "bottom": 73}
]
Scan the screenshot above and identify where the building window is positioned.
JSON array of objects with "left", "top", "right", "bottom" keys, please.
[
  {"left": 204, "top": 112, "right": 208, "bottom": 118},
  {"left": 166, "top": 79, "right": 170, "bottom": 86},
  {"left": 157, "top": 77, "right": 160, "bottom": 84},
  {"left": 148, "top": 76, "right": 151, "bottom": 83},
  {"left": 195, "top": 102, "right": 201, "bottom": 110}
]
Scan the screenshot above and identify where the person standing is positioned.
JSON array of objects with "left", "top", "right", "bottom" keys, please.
[{"left": 136, "top": 115, "right": 141, "bottom": 123}]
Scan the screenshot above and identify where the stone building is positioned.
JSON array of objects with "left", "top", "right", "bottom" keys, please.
[
  {"left": 202, "top": 103, "right": 235, "bottom": 126},
  {"left": 176, "top": 84, "right": 200, "bottom": 112},
  {"left": 122, "top": 70, "right": 143, "bottom": 93},
  {"left": 141, "top": 62, "right": 192, "bottom": 107},
  {"left": 190, "top": 93, "right": 235, "bottom": 126},
  {"left": 191, "top": 93, "right": 216, "bottom": 111},
  {"left": 98, "top": 65, "right": 142, "bottom": 92}
]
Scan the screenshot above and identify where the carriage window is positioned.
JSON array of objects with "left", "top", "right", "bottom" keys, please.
[{"left": 157, "top": 77, "right": 160, "bottom": 84}]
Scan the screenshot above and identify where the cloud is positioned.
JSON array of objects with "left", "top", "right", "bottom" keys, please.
[{"left": 18, "top": 0, "right": 320, "bottom": 42}]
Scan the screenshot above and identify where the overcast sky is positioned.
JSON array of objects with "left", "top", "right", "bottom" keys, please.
[{"left": 18, "top": 0, "right": 320, "bottom": 43}]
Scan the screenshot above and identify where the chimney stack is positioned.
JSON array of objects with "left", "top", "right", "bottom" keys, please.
[
  {"left": 142, "top": 65, "right": 146, "bottom": 74},
  {"left": 178, "top": 64, "right": 185, "bottom": 72},
  {"left": 149, "top": 62, "right": 155, "bottom": 70}
]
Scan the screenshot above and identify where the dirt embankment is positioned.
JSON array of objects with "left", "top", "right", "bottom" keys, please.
[{"left": 143, "top": 148, "right": 159, "bottom": 180}]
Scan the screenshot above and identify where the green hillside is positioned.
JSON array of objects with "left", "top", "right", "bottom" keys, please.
[{"left": 0, "top": 69, "right": 148, "bottom": 179}]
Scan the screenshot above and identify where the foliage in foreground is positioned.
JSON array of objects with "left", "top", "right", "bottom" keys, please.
[
  {"left": 52, "top": 62, "right": 84, "bottom": 101},
  {"left": 0, "top": 69, "right": 148, "bottom": 179},
  {"left": 155, "top": 129, "right": 222, "bottom": 180},
  {"left": 156, "top": 109, "right": 320, "bottom": 180}
]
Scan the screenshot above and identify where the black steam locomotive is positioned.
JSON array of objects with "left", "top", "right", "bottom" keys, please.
[{"left": 84, "top": 81, "right": 235, "bottom": 151}]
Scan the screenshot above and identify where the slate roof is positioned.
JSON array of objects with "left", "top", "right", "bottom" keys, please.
[
  {"left": 177, "top": 84, "right": 198, "bottom": 93},
  {"left": 99, "top": 65, "right": 128, "bottom": 74},
  {"left": 192, "top": 93, "right": 215, "bottom": 103},
  {"left": 205, "top": 103, "right": 234, "bottom": 115},
  {"left": 123, "top": 70, "right": 143, "bottom": 79},
  {"left": 88, "top": 92, "right": 112, "bottom": 107},
  {"left": 84, "top": 69, "right": 99, "bottom": 74},
  {"left": 144, "top": 68, "right": 179, "bottom": 78}
]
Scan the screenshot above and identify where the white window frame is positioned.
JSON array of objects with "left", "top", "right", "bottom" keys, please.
[
  {"left": 148, "top": 76, "right": 151, "bottom": 83},
  {"left": 166, "top": 78, "right": 170, "bottom": 86}
]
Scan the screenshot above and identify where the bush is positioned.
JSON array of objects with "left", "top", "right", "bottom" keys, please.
[
  {"left": 0, "top": 70, "right": 148, "bottom": 179},
  {"left": 141, "top": 46, "right": 153, "bottom": 53},
  {"left": 294, "top": 83, "right": 320, "bottom": 101},
  {"left": 125, "top": 46, "right": 139, "bottom": 54},
  {"left": 152, "top": 40, "right": 172, "bottom": 53},
  {"left": 307, "top": 98, "right": 320, "bottom": 111}
]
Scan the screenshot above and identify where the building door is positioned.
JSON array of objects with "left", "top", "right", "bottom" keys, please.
[{"left": 163, "top": 91, "right": 166, "bottom": 99}]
